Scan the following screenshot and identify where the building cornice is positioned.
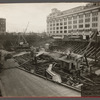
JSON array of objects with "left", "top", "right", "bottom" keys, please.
[{"left": 47, "top": 6, "right": 100, "bottom": 21}]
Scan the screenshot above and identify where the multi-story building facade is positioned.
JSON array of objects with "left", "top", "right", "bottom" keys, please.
[
  {"left": 47, "top": 3, "right": 100, "bottom": 39},
  {"left": 0, "top": 18, "right": 6, "bottom": 35}
]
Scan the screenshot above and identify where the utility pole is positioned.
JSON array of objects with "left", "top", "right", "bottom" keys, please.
[{"left": 94, "top": 31, "right": 98, "bottom": 64}]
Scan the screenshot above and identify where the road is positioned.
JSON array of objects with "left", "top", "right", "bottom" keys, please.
[{"left": 0, "top": 59, "right": 81, "bottom": 97}]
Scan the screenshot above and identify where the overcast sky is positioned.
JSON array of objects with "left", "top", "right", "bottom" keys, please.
[{"left": 0, "top": 3, "right": 87, "bottom": 33}]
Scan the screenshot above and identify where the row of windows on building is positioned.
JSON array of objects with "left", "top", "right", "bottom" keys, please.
[
  {"left": 0, "top": 23, "right": 5, "bottom": 25},
  {"left": 48, "top": 16, "right": 98, "bottom": 26},
  {"left": 0, "top": 27, "right": 5, "bottom": 31},
  {"left": 48, "top": 29, "right": 97, "bottom": 34},
  {"left": 48, "top": 11, "right": 98, "bottom": 25},
  {"left": 48, "top": 22, "right": 98, "bottom": 31}
]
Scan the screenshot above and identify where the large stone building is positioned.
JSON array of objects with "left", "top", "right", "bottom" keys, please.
[
  {"left": 47, "top": 3, "right": 100, "bottom": 39},
  {"left": 0, "top": 18, "right": 6, "bottom": 35}
]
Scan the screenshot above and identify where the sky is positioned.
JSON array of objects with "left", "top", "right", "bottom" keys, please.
[{"left": 0, "top": 3, "right": 87, "bottom": 33}]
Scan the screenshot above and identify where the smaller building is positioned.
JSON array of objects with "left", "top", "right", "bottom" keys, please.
[{"left": 0, "top": 18, "right": 6, "bottom": 35}]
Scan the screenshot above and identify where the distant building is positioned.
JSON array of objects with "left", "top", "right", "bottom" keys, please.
[
  {"left": 47, "top": 3, "right": 100, "bottom": 39},
  {"left": 0, "top": 18, "right": 6, "bottom": 35}
]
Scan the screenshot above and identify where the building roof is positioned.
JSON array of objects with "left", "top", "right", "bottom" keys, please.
[
  {"left": 47, "top": 3, "right": 100, "bottom": 19},
  {"left": 0, "top": 18, "right": 6, "bottom": 20}
]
